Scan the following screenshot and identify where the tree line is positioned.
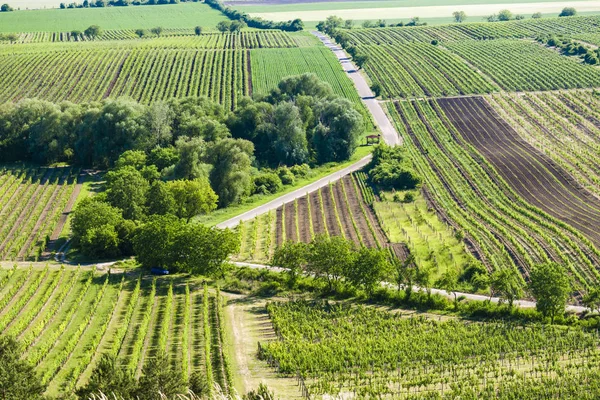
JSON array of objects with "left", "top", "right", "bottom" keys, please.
[
  {"left": 204, "top": 0, "right": 303, "bottom": 32},
  {"left": 0, "top": 74, "right": 364, "bottom": 207}
]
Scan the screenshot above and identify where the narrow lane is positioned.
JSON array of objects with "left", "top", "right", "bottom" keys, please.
[{"left": 312, "top": 31, "right": 402, "bottom": 147}]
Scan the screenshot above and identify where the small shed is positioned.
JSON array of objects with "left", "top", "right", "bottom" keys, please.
[{"left": 366, "top": 134, "right": 381, "bottom": 145}]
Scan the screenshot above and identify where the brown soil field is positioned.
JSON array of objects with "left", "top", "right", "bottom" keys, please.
[{"left": 439, "top": 96, "right": 600, "bottom": 248}]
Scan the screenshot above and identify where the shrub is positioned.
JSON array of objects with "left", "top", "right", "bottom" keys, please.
[{"left": 253, "top": 172, "right": 283, "bottom": 195}]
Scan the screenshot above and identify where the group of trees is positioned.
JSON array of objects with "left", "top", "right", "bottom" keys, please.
[
  {"left": 273, "top": 233, "right": 575, "bottom": 322},
  {"left": 0, "top": 74, "right": 364, "bottom": 204},
  {"left": 537, "top": 35, "right": 600, "bottom": 65},
  {"left": 216, "top": 20, "right": 246, "bottom": 33},
  {"left": 134, "top": 26, "right": 165, "bottom": 37},
  {"left": 485, "top": 7, "right": 576, "bottom": 22},
  {"left": 60, "top": 0, "right": 197, "bottom": 9},
  {"left": 205, "top": 0, "right": 303, "bottom": 31},
  {"left": 317, "top": 15, "right": 426, "bottom": 34},
  {"left": 71, "top": 150, "right": 240, "bottom": 269},
  {"left": 272, "top": 235, "right": 391, "bottom": 295},
  {"left": 367, "top": 144, "right": 422, "bottom": 191},
  {"left": 0, "top": 3, "right": 13, "bottom": 11}
]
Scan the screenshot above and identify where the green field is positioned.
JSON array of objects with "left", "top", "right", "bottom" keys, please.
[
  {"left": 250, "top": 46, "right": 361, "bottom": 102},
  {"left": 0, "top": 2, "right": 228, "bottom": 32},
  {"left": 0, "top": 266, "right": 232, "bottom": 397},
  {"left": 262, "top": 300, "right": 600, "bottom": 399}
]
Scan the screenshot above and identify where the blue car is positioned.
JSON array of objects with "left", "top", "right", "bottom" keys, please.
[{"left": 150, "top": 267, "right": 169, "bottom": 275}]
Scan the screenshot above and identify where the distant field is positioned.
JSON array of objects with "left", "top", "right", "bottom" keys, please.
[
  {"left": 249, "top": 1, "right": 600, "bottom": 21},
  {"left": 233, "top": 0, "right": 569, "bottom": 12},
  {"left": 250, "top": 47, "right": 362, "bottom": 101},
  {"left": 0, "top": 3, "right": 228, "bottom": 32}
]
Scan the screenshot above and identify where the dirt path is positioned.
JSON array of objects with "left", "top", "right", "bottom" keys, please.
[{"left": 225, "top": 294, "right": 302, "bottom": 398}]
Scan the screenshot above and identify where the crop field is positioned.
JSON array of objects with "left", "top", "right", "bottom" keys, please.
[
  {"left": 0, "top": 266, "right": 231, "bottom": 397},
  {"left": 0, "top": 167, "right": 82, "bottom": 261},
  {"left": 0, "top": 3, "right": 228, "bottom": 33},
  {"left": 358, "top": 43, "right": 496, "bottom": 98},
  {"left": 373, "top": 192, "right": 473, "bottom": 279},
  {"left": 234, "top": 174, "right": 387, "bottom": 263},
  {"left": 487, "top": 91, "right": 600, "bottom": 199},
  {"left": 0, "top": 46, "right": 250, "bottom": 109},
  {"left": 250, "top": 47, "right": 362, "bottom": 102},
  {"left": 439, "top": 95, "right": 600, "bottom": 248},
  {"left": 345, "top": 15, "right": 600, "bottom": 45},
  {"left": 261, "top": 300, "right": 600, "bottom": 399},
  {"left": 11, "top": 29, "right": 300, "bottom": 46},
  {"left": 386, "top": 98, "right": 600, "bottom": 292},
  {"left": 444, "top": 40, "right": 600, "bottom": 92}
]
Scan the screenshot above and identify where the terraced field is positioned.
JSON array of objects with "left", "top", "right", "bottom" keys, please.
[
  {"left": 487, "top": 91, "right": 600, "bottom": 199},
  {"left": 444, "top": 40, "right": 600, "bottom": 92},
  {"left": 11, "top": 30, "right": 299, "bottom": 47},
  {"left": 0, "top": 167, "right": 82, "bottom": 261},
  {"left": 345, "top": 15, "right": 600, "bottom": 45},
  {"left": 439, "top": 96, "right": 600, "bottom": 248},
  {"left": 0, "top": 266, "right": 231, "bottom": 397},
  {"left": 262, "top": 300, "right": 600, "bottom": 399}
]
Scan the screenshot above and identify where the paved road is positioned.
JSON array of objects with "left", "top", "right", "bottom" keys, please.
[
  {"left": 217, "top": 155, "right": 371, "bottom": 229},
  {"left": 312, "top": 31, "right": 402, "bottom": 147},
  {"left": 232, "top": 261, "right": 588, "bottom": 313}
]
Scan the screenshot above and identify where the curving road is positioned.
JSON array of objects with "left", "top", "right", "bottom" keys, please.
[
  {"left": 217, "top": 33, "right": 401, "bottom": 229},
  {"left": 312, "top": 31, "right": 402, "bottom": 147}
]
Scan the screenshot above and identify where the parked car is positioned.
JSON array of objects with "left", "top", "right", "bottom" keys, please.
[{"left": 150, "top": 267, "right": 169, "bottom": 275}]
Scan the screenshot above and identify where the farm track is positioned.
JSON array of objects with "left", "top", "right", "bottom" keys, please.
[{"left": 440, "top": 97, "right": 600, "bottom": 248}]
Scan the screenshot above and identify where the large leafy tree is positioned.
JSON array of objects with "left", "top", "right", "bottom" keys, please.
[
  {"left": 530, "top": 263, "right": 572, "bottom": 323},
  {"left": 271, "top": 241, "right": 308, "bottom": 287},
  {"left": 205, "top": 138, "right": 254, "bottom": 207},
  {"left": 347, "top": 246, "right": 390, "bottom": 296},
  {"left": 312, "top": 98, "right": 363, "bottom": 163},
  {"left": 167, "top": 179, "right": 218, "bottom": 222},
  {"left": 270, "top": 102, "right": 308, "bottom": 166},
  {"left": 171, "top": 224, "right": 240, "bottom": 275},
  {"left": 306, "top": 234, "right": 356, "bottom": 291},
  {"left": 71, "top": 198, "right": 123, "bottom": 244},
  {"left": 0, "top": 336, "right": 46, "bottom": 400},
  {"left": 105, "top": 166, "right": 150, "bottom": 220},
  {"left": 133, "top": 214, "right": 183, "bottom": 268},
  {"left": 490, "top": 267, "right": 524, "bottom": 308}
]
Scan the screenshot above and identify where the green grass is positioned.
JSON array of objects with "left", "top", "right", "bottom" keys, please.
[
  {"left": 196, "top": 146, "right": 372, "bottom": 227},
  {"left": 374, "top": 191, "right": 472, "bottom": 283},
  {"left": 0, "top": 2, "right": 228, "bottom": 32}
]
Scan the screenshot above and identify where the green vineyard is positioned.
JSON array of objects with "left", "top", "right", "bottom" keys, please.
[
  {"left": 0, "top": 167, "right": 80, "bottom": 261},
  {"left": 262, "top": 300, "right": 600, "bottom": 399},
  {"left": 445, "top": 40, "right": 600, "bottom": 92},
  {"left": 358, "top": 43, "right": 495, "bottom": 98},
  {"left": 250, "top": 47, "right": 362, "bottom": 102},
  {"left": 0, "top": 265, "right": 231, "bottom": 397}
]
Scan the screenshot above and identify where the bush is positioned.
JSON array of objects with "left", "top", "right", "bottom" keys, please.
[
  {"left": 253, "top": 172, "right": 283, "bottom": 195},
  {"left": 290, "top": 163, "right": 310, "bottom": 177},
  {"left": 559, "top": 7, "right": 576, "bottom": 16},
  {"left": 277, "top": 166, "right": 295, "bottom": 185}
]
